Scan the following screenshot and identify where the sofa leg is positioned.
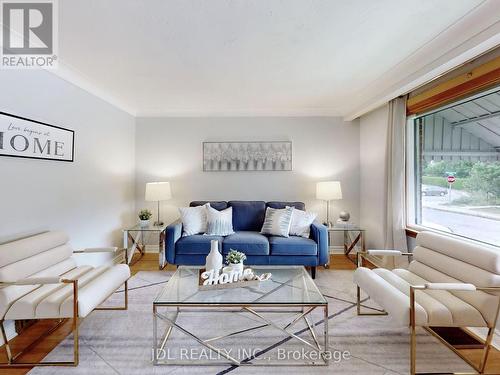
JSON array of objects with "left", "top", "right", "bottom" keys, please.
[{"left": 311, "top": 267, "right": 316, "bottom": 279}]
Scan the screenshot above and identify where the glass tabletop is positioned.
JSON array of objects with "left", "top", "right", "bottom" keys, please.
[
  {"left": 328, "top": 226, "right": 364, "bottom": 231},
  {"left": 154, "top": 266, "right": 327, "bottom": 306},
  {"left": 125, "top": 223, "right": 167, "bottom": 232}
]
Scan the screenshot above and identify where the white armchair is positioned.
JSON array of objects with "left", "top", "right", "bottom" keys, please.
[
  {"left": 354, "top": 231, "right": 500, "bottom": 375},
  {"left": 0, "top": 231, "right": 130, "bottom": 367}
]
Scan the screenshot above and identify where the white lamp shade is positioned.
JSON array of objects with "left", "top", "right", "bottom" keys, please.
[
  {"left": 316, "top": 181, "right": 342, "bottom": 200},
  {"left": 145, "top": 182, "right": 172, "bottom": 201}
]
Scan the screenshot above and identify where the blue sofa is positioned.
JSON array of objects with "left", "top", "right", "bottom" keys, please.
[{"left": 165, "top": 201, "right": 329, "bottom": 278}]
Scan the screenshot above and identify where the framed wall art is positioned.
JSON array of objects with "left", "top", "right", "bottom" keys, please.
[
  {"left": 0, "top": 112, "right": 74, "bottom": 162},
  {"left": 203, "top": 141, "right": 292, "bottom": 172}
]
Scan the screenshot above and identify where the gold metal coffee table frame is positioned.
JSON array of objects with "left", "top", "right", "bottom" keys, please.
[
  {"left": 356, "top": 251, "right": 500, "bottom": 375},
  {"left": 153, "top": 266, "right": 329, "bottom": 366}
]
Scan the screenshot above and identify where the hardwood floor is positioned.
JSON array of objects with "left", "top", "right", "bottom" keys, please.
[{"left": 1, "top": 254, "right": 499, "bottom": 374}]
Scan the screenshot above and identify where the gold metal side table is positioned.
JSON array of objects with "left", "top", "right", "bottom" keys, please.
[
  {"left": 123, "top": 223, "right": 167, "bottom": 269},
  {"left": 327, "top": 226, "right": 365, "bottom": 265}
]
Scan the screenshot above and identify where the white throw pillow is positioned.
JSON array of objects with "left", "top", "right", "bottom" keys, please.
[
  {"left": 179, "top": 204, "right": 208, "bottom": 237},
  {"left": 205, "top": 205, "right": 235, "bottom": 236},
  {"left": 288, "top": 208, "right": 317, "bottom": 238},
  {"left": 260, "top": 206, "right": 294, "bottom": 237}
]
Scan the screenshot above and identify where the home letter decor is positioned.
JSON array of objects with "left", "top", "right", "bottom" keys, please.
[{"left": 0, "top": 112, "right": 74, "bottom": 162}]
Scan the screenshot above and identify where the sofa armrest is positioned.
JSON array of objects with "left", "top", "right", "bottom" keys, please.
[
  {"left": 310, "top": 221, "right": 329, "bottom": 266},
  {"left": 166, "top": 219, "right": 183, "bottom": 264}
]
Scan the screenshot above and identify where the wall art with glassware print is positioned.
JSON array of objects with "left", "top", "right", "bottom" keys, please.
[{"left": 203, "top": 141, "right": 292, "bottom": 171}]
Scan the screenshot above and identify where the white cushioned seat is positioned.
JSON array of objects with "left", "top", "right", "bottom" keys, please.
[
  {"left": 0, "top": 231, "right": 130, "bottom": 321},
  {"left": 61, "top": 264, "right": 130, "bottom": 318},
  {"left": 4, "top": 265, "right": 93, "bottom": 320},
  {"left": 353, "top": 231, "right": 500, "bottom": 329}
]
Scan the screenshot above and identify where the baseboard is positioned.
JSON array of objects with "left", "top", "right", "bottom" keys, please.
[
  {"left": 329, "top": 246, "right": 344, "bottom": 254},
  {"left": 145, "top": 244, "right": 160, "bottom": 253}
]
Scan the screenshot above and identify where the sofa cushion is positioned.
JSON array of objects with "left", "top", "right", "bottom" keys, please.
[
  {"left": 190, "top": 201, "right": 227, "bottom": 211},
  {"left": 222, "top": 231, "right": 269, "bottom": 256},
  {"left": 266, "top": 201, "right": 305, "bottom": 211},
  {"left": 176, "top": 235, "right": 224, "bottom": 255},
  {"left": 228, "top": 201, "right": 266, "bottom": 231},
  {"left": 269, "top": 236, "right": 318, "bottom": 256}
]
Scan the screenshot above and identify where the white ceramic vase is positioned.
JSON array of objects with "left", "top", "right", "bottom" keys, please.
[
  {"left": 205, "top": 240, "right": 222, "bottom": 272},
  {"left": 139, "top": 219, "right": 150, "bottom": 228},
  {"left": 230, "top": 262, "right": 244, "bottom": 274}
]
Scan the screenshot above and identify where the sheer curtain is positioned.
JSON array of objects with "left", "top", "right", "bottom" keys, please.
[{"left": 384, "top": 96, "right": 408, "bottom": 253}]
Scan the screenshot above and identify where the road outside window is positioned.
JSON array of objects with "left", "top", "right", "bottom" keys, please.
[{"left": 408, "top": 88, "right": 500, "bottom": 247}]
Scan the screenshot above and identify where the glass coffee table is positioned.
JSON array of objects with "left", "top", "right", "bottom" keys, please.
[{"left": 153, "top": 266, "right": 329, "bottom": 366}]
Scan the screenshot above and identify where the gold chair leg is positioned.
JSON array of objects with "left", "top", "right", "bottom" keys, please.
[
  {"left": 410, "top": 287, "right": 416, "bottom": 375},
  {"left": 94, "top": 280, "right": 129, "bottom": 311},
  {"left": 479, "top": 327, "right": 494, "bottom": 373},
  {"left": 0, "top": 320, "right": 13, "bottom": 364}
]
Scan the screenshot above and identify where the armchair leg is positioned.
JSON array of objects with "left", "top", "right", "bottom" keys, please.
[
  {"left": 356, "top": 285, "right": 388, "bottom": 316},
  {"left": 311, "top": 267, "right": 316, "bottom": 279},
  {"left": 94, "top": 280, "right": 129, "bottom": 311},
  {"left": 479, "top": 327, "right": 494, "bottom": 373},
  {"left": 0, "top": 279, "right": 80, "bottom": 367}
]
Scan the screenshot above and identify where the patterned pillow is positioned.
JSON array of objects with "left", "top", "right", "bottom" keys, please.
[
  {"left": 205, "top": 205, "right": 235, "bottom": 236},
  {"left": 288, "top": 208, "right": 317, "bottom": 238},
  {"left": 178, "top": 203, "right": 208, "bottom": 237},
  {"left": 260, "top": 206, "right": 294, "bottom": 237}
]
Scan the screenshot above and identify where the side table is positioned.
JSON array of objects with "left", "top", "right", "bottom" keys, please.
[
  {"left": 123, "top": 224, "right": 167, "bottom": 269},
  {"left": 327, "top": 226, "right": 365, "bottom": 265}
]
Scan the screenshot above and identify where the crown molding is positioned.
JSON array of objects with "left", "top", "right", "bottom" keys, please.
[
  {"left": 344, "top": 0, "right": 500, "bottom": 121},
  {"left": 47, "top": 62, "right": 137, "bottom": 116},
  {"left": 135, "top": 108, "right": 342, "bottom": 118}
]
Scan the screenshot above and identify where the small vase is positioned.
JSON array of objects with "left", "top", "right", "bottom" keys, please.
[
  {"left": 230, "top": 262, "right": 244, "bottom": 274},
  {"left": 205, "top": 240, "right": 222, "bottom": 273},
  {"left": 139, "top": 219, "right": 150, "bottom": 228}
]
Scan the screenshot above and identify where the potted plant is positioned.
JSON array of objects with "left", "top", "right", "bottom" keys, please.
[
  {"left": 225, "top": 249, "right": 247, "bottom": 274},
  {"left": 138, "top": 209, "right": 152, "bottom": 228}
]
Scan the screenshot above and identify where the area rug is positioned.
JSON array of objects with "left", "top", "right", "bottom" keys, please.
[{"left": 28, "top": 269, "right": 473, "bottom": 375}]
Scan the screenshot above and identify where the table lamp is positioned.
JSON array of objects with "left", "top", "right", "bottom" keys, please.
[
  {"left": 145, "top": 182, "right": 172, "bottom": 226},
  {"left": 316, "top": 181, "right": 342, "bottom": 227}
]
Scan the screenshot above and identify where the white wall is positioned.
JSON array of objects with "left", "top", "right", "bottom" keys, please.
[
  {"left": 135, "top": 117, "right": 360, "bottom": 227},
  {"left": 359, "top": 104, "right": 389, "bottom": 249},
  {"left": 0, "top": 70, "right": 136, "bottom": 248}
]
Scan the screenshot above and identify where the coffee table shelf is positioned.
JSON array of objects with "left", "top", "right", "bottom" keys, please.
[{"left": 152, "top": 266, "right": 329, "bottom": 366}]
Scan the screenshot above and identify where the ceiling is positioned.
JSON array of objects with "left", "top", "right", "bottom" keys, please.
[{"left": 54, "top": 0, "right": 499, "bottom": 117}]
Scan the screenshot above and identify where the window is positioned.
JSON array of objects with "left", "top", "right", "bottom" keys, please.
[{"left": 406, "top": 88, "right": 500, "bottom": 247}]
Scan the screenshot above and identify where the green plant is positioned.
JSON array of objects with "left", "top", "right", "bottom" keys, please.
[
  {"left": 226, "top": 249, "right": 247, "bottom": 264},
  {"left": 464, "top": 162, "right": 500, "bottom": 199},
  {"left": 138, "top": 209, "right": 153, "bottom": 220}
]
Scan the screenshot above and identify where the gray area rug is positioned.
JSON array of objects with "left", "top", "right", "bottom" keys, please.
[{"left": 28, "top": 269, "right": 473, "bottom": 374}]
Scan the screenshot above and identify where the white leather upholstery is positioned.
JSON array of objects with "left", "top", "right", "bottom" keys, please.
[
  {"left": 354, "top": 231, "right": 500, "bottom": 328},
  {"left": 0, "top": 245, "right": 73, "bottom": 281},
  {"left": 0, "top": 231, "right": 69, "bottom": 268},
  {"left": 413, "top": 246, "right": 500, "bottom": 288},
  {"left": 0, "top": 231, "right": 130, "bottom": 321},
  {"left": 417, "top": 231, "right": 500, "bottom": 274}
]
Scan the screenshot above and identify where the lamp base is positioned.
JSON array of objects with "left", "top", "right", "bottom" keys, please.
[{"left": 153, "top": 221, "right": 164, "bottom": 227}]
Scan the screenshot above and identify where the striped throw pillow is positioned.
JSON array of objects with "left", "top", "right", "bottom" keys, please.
[
  {"left": 205, "top": 205, "right": 235, "bottom": 236},
  {"left": 260, "top": 206, "right": 294, "bottom": 237}
]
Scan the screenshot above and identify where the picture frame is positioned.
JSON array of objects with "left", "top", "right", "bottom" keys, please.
[
  {"left": 0, "top": 111, "right": 75, "bottom": 162},
  {"left": 203, "top": 141, "right": 292, "bottom": 172}
]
